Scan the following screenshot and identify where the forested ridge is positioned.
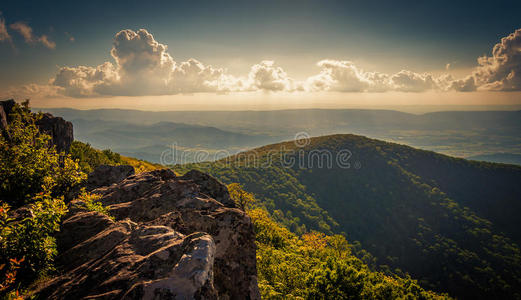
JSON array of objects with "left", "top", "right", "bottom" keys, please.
[{"left": 176, "top": 134, "right": 521, "bottom": 299}]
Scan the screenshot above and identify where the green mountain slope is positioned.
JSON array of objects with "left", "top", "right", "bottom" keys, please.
[
  {"left": 176, "top": 134, "right": 521, "bottom": 299},
  {"left": 249, "top": 207, "right": 450, "bottom": 299}
]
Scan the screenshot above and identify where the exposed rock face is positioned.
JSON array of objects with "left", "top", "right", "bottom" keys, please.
[
  {"left": 0, "top": 99, "right": 15, "bottom": 137},
  {"left": 0, "top": 99, "right": 73, "bottom": 153},
  {"left": 37, "top": 168, "right": 260, "bottom": 299},
  {"left": 87, "top": 164, "right": 135, "bottom": 190},
  {"left": 35, "top": 112, "right": 74, "bottom": 153}
]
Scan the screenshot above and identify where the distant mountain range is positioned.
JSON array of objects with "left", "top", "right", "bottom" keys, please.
[
  {"left": 468, "top": 153, "right": 521, "bottom": 166},
  {"left": 176, "top": 134, "right": 521, "bottom": 299},
  {"left": 53, "top": 117, "right": 279, "bottom": 163},
  {"left": 40, "top": 108, "right": 521, "bottom": 162}
]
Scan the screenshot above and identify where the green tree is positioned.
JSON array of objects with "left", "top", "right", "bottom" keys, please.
[
  {"left": 0, "top": 101, "right": 85, "bottom": 206},
  {"left": 227, "top": 183, "right": 256, "bottom": 211},
  {"left": 0, "top": 102, "right": 86, "bottom": 296}
]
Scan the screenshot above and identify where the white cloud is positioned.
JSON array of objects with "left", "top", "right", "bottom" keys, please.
[
  {"left": 247, "top": 60, "right": 301, "bottom": 92},
  {"left": 389, "top": 70, "right": 438, "bottom": 92},
  {"left": 471, "top": 28, "right": 521, "bottom": 91},
  {"left": 52, "top": 62, "right": 119, "bottom": 97},
  {"left": 6, "top": 27, "right": 521, "bottom": 99},
  {"left": 307, "top": 60, "right": 376, "bottom": 92},
  {"left": 47, "top": 29, "right": 300, "bottom": 97},
  {"left": 449, "top": 75, "right": 477, "bottom": 92},
  {"left": 307, "top": 60, "right": 444, "bottom": 92},
  {"left": 50, "top": 29, "right": 229, "bottom": 96},
  {"left": 170, "top": 58, "right": 227, "bottom": 93},
  {"left": 9, "top": 22, "right": 56, "bottom": 49}
]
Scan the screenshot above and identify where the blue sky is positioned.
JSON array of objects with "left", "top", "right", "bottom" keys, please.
[{"left": 1, "top": 0, "right": 520, "bottom": 109}]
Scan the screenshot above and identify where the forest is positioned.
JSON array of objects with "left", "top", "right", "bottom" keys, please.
[{"left": 175, "top": 134, "right": 521, "bottom": 299}]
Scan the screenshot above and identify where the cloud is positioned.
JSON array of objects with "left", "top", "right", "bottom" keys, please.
[
  {"left": 307, "top": 29, "right": 521, "bottom": 93},
  {"left": 48, "top": 29, "right": 303, "bottom": 97},
  {"left": 471, "top": 28, "right": 521, "bottom": 91},
  {"left": 49, "top": 29, "right": 229, "bottom": 97},
  {"left": 38, "top": 34, "right": 56, "bottom": 49},
  {"left": 65, "top": 32, "right": 75, "bottom": 42},
  {"left": 10, "top": 22, "right": 56, "bottom": 49},
  {"left": 0, "top": 15, "right": 12, "bottom": 44},
  {"left": 247, "top": 60, "right": 300, "bottom": 92},
  {"left": 307, "top": 60, "right": 376, "bottom": 92},
  {"left": 6, "top": 27, "right": 521, "bottom": 99},
  {"left": 389, "top": 70, "right": 439, "bottom": 92},
  {"left": 52, "top": 62, "right": 119, "bottom": 97},
  {"left": 0, "top": 82, "right": 63, "bottom": 100},
  {"left": 449, "top": 75, "right": 477, "bottom": 92},
  {"left": 307, "top": 60, "right": 444, "bottom": 92}
]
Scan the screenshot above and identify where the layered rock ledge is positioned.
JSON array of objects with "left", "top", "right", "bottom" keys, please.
[{"left": 36, "top": 167, "right": 260, "bottom": 299}]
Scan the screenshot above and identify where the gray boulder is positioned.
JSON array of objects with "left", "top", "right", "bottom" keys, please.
[
  {"left": 87, "top": 164, "right": 136, "bottom": 190},
  {"left": 35, "top": 168, "right": 260, "bottom": 299}
]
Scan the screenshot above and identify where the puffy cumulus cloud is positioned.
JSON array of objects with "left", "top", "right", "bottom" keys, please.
[
  {"left": 307, "top": 60, "right": 446, "bottom": 93},
  {"left": 389, "top": 70, "right": 439, "bottom": 92},
  {"left": 449, "top": 75, "right": 477, "bottom": 92},
  {"left": 307, "top": 60, "right": 379, "bottom": 92},
  {"left": 304, "top": 28, "right": 521, "bottom": 93},
  {"left": 170, "top": 59, "right": 227, "bottom": 93},
  {"left": 10, "top": 27, "right": 521, "bottom": 99},
  {"left": 9, "top": 22, "right": 56, "bottom": 49},
  {"left": 471, "top": 28, "right": 521, "bottom": 91},
  {"left": 43, "top": 29, "right": 299, "bottom": 97},
  {"left": 48, "top": 29, "right": 232, "bottom": 97},
  {"left": 52, "top": 62, "right": 119, "bottom": 97},
  {"left": 111, "top": 30, "right": 173, "bottom": 80},
  {"left": 247, "top": 61, "right": 301, "bottom": 92}
]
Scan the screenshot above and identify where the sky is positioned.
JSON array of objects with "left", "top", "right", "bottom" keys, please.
[{"left": 0, "top": 0, "right": 520, "bottom": 111}]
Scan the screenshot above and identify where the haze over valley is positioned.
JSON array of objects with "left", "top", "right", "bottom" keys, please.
[{"left": 42, "top": 107, "right": 521, "bottom": 164}]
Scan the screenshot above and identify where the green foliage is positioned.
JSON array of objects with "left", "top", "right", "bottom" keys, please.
[
  {"left": 0, "top": 102, "right": 83, "bottom": 296},
  {"left": 250, "top": 207, "right": 449, "bottom": 299},
  {"left": 227, "top": 183, "right": 256, "bottom": 211},
  {"left": 177, "top": 134, "right": 521, "bottom": 299},
  {"left": 70, "top": 140, "right": 162, "bottom": 174},
  {"left": 0, "top": 102, "right": 86, "bottom": 207},
  {"left": 74, "top": 189, "right": 112, "bottom": 219},
  {"left": 177, "top": 163, "right": 335, "bottom": 235},
  {"left": 70, "top": 141, "right": 123, "bottom": 174},
  {"left": 0, "top": 194, "right": 67, "bottom": 287}
]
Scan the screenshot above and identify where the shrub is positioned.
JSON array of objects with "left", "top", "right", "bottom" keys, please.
[
  {"left": 0, "top": 102, "right": 84, "bottom": 296},
  {"left": 0, "top": 102, "right": 85, "bottom": 207}
]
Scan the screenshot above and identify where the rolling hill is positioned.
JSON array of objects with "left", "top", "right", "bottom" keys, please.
[
  {"left": 176, "top": 134, "right": 521, "bottom": 299},
  {"left": 66, "top": 118, "right": 278, "bottom": 163}
]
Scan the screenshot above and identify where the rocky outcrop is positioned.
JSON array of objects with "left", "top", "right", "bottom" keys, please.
[
  {"left": 0, "top": 99, "right": 74, "bottom": 153},
  {"left": 0, "top": 99, "right": 15, "bottom": 138},
  {"left": 35, "top": 112, "right": 74, "bottom": 153},
  {"left": 86, "top": 164, "right": 135, "bottom": 190},
  {"left": 36, "top": 168, "right": 260, "bottom": 299}
]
